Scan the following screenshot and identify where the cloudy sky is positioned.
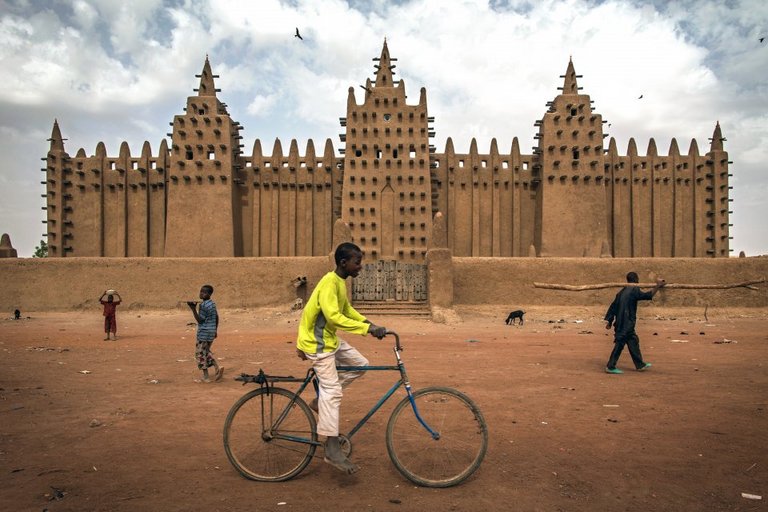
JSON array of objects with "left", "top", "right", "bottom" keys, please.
[{"left": 1, "top": 0, "right": 766, "bottom": 257}]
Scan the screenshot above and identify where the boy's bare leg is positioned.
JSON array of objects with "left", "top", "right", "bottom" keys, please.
[
  {"left": 324, "top": 436, "right": 360, "bottom": 474},
  {"left": 104, "top": 333, "right": 109, "bottom": 341},
  {"left": 201, "top": 368, "right": 211, "bottom": 383},
  {"left": 213, "top": 360, "right": 224, "bottom": 381}
]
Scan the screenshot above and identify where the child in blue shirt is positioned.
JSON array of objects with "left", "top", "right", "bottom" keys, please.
[{"left": 187, "top": 284, "right": 222, "bottom": 383}]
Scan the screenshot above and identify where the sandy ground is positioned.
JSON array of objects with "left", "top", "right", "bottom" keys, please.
[{"left": 1, "top": 305, "right": 767, "bottom": 512}]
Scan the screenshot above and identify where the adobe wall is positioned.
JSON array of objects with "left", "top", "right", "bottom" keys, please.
[
  {"left": 1, "top": 257, "right": 765, "bottom": 312},
  {"left": 453, "top": 257, "right": 768, "bottom": 308},
  {"left": 0, "top": 257, "right": 333, "bottom": 312},
  {"left": 432, "top": 139, "right": 537, "bottom": 258}
]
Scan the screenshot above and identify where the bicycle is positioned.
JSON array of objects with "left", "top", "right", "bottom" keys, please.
[{"left": 223, "top": 331, "right": 488, "bottom": 488}]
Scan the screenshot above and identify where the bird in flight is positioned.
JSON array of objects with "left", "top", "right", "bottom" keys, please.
[
  {"left": 295, "top": 27, "right": 303, "bottom": 40},
  {"left": 638, "top": 94, "right": 643, "bottom": 99},
  {"left": 760, "top": 37, "right": 765, "bottom": 43}
]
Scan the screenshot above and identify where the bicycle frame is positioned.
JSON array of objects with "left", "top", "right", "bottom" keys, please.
[{"left": 267, "top": 333, "right": 440, "bottom": 447}]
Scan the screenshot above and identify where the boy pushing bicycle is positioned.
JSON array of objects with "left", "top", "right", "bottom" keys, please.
[{"left": 296, "top": 242, "right": 387, "bottom": 474}]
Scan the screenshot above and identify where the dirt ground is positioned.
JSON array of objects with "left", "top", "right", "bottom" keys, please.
[{"left": 1, "top": 305, "right": 767, "bottom": 512}]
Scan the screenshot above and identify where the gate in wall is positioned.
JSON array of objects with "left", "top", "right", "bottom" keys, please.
[{"left": 352, "top": 260, "right": 427, "bottom": 302}]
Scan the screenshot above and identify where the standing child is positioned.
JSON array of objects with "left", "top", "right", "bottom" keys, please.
[
  {"left": 99, "top": 290, "right": 122, "bottom": 340},
  {"left": 604, "top": 272, "right": 666, "bottom": 374},
  {"left": 296, "top": 242, "right": 387, "bottom": 474},
  {"left": 187, "top": 284, "right": 223, "bottom": 383}
]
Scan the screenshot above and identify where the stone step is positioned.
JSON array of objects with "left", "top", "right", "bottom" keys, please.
[
  {"left": 356, "top": 310, "right": 432, "bottom": 317},
  {"left": 353, "top": 301, "right": 431, "bottom": 317}
]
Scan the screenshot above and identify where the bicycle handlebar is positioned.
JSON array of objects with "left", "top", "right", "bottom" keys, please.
[{"left": 384, "top": 330, "right": 402, "bottom": 351}]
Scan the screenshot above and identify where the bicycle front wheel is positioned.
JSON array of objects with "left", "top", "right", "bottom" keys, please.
[
  {"left": 386, "top": 386, "right": 488, "bottom": 487},
  {"left": 223, "top": 387, "right": 317, "bottom": 482}
]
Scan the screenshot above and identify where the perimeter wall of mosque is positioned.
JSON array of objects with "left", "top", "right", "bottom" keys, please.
[{"left": 1, "top": 257, "right": 765, "bottom": 311}]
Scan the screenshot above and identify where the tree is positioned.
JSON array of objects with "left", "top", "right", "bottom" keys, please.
[{"left": 33, "top": 240, "right": 48, "bottom": 258}]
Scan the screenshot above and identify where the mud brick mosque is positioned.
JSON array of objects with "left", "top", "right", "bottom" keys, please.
[{"left": 41, "top": 40, "right": 731, "bottom": 261}]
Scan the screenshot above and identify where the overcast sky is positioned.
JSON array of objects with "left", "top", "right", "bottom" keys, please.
[{"left": 1, "top": 0, "right": 766, "bottom": 257}]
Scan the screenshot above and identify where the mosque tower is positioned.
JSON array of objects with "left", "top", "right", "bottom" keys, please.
[
  {"left": 707, "top": 122, "right": 732, "bottom": 257},
  {"left": 340, "top": 40, "right": 434, "bottom": 261},
  {"left": 42, "top": 120, "right": 68, "bottom": 257},
  {"left": 164, "top": 56, "right": 245, "bottom": 256},
  {"left": 534, "top": 59, "right": 609, "bottom": 257}
]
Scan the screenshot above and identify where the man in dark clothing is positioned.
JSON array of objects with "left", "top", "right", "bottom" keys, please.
[{"left": 604, "top": 272, "right": 666, "bottom": 374}]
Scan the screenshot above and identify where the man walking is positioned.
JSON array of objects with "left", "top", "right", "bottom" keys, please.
[{"left": 604, "top": 272, "right": 666, "bottom": 374}]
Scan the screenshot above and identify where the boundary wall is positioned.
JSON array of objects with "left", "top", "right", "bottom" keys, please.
[
  {"left": 0, "top": 257, "right": 332, "bottom": 311},
  {"left": 452, "top": 257, "right": 768, "bottom": 308},
  {"left": 0, "top": 257, "right": 766, "bottom": 311}
]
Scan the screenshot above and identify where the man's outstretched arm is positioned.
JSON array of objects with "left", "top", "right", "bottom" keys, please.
[{"left": 647, "top": 277, "right": 666, "bottom": 298}]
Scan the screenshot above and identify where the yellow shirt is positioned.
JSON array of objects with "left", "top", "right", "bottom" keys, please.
[{"left": 296, "top": 271, "right": 370, "bottom": 354}]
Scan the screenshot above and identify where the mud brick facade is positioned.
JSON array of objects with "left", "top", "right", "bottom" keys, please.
[{"left": 42, "top": 41, "right": 731, "bottom": 259}]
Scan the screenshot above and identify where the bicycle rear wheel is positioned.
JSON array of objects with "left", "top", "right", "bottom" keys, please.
[
  {"left": 386, "top": 386, "right": 488, "bottom": 487},
  {"left": 223, "top": 387, "right": 317, "bottom": 482}
]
